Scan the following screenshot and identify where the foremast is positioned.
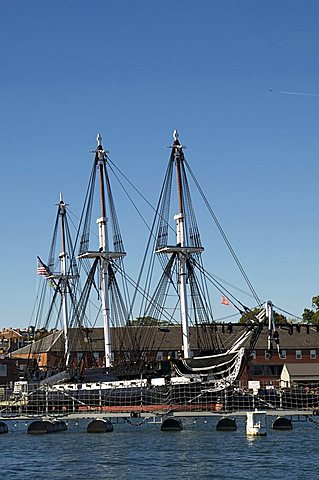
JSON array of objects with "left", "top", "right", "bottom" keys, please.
[{"left": 78, "top": 134, "right": 126, "bottom": 368}]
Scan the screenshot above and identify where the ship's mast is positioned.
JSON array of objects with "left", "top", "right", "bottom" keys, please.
[
  {"left": 40, "top": 194, "right": 79, "bottom": 371},
  {"left": 173, "top": 130, "right": 191, "bottom": 358},
  {"left": 78, "top": 134, "right": 126, "bottom": 368},
  {"left": 58, "top": 194, "right": 70, "bottom": 367},
  {"left": 96, "top": 133, "right": 112, "bottom": 367},
  {"left": 155, "top": 131, "right": 204, "bottom": 359}
]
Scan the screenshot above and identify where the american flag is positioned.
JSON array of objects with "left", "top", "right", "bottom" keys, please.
[{"left": 37, "top": 257, "right": 50, "bottom": 276}]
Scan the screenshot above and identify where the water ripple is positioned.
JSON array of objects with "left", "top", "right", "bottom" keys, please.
[{"left": 0, "top": 417, "right": 318, "bottom": 479}]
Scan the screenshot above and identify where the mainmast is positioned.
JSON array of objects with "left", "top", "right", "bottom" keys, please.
[
  {"left": 156, "top": 130, "right": 204, "bottom": 359},
  {"left": 96, "top": 133, "right": 112, "bottom": 367},
  {"left": 173, "top": 130, "right": 191, "bottom": 358},
  {"left": 78, "top": 134, "right": 126, "bottom": 368}
]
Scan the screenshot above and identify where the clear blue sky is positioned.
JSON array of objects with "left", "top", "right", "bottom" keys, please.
[{"left": 1, "top": 0, "right": 319, "bottom": 328}]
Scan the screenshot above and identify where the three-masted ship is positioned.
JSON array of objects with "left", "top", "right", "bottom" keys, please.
[{"left": 15, "top": 132, "right": 282, "bottom": 411}]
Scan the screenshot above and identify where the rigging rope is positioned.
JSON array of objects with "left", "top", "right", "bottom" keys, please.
[{"left": 184, "top": 158, "right": 261, "bottom": 306}]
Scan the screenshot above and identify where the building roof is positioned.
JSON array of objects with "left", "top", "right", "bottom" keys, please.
[
  {"left": 11, "top": 330, "right": 63, "bottom": 356},
  {"left": 0, "top": 328, "right": 23, "bottom": 339},
  {"left": 284, "top": 363, "right": 319, "bottom": 376},
  {"left": 255, "top": 324, "right": 319, "bottom": 349},
  {"left": 10, "top": 323, "right": 319, "bottom": 358}
]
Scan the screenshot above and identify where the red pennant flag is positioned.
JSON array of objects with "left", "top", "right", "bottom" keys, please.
[{"left": 221, "top": 295, "right": 230, "bottom": 305}]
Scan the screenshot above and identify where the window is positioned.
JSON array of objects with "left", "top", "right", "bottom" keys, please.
[
  {"left": 0, "top": 365, "right": 7, "bottom": 377},
  {"left": 76, "top": 352, "right": 83, "bottom": 363},
  {"left": 0, "top": 339, "right": 8, "bottom": 347},
  {"left": 249, "top": 365, "right": 283, "bottom": 376},
  {"left": 250, "top": 365, "right": 263, "bottom": 376},
  {"left": 279, "top": 350, "right": 286, "bottom": 359},
  {"left": 310, "top": 350, "right": 317, "bottom": 360},
  {"left": 265, "top": 350, "right": 272, "bottom": 360},
  {"left": 296, "top": 350, "right": 302, "bottom": 360},
  {"left": 156, "top": 351, "right": 163, "bottom": 361},
  {"left": 251, "top": 350, "right": 256, "bottom": 359}
]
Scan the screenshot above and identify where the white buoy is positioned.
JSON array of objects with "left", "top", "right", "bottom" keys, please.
[{"left": 246, "top": 411, "right": 267, "bottom": 436}]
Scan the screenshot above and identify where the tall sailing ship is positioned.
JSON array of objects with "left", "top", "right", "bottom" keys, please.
[{"left": 14, "top": 131, "right": 282, "bottom": 410}]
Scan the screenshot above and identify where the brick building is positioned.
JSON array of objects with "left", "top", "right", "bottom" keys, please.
[
  {"left": 245, "top": 323, "right": 319, "bottom": 385},
  {"left": 0, "top": 357, "right": 21, "bottom": 384},
  {"left": 10, "top": 323, "right": 319, "bottom": 386},
  {"left": 0, "top": 328, "right": 30, "bottom": 355}
]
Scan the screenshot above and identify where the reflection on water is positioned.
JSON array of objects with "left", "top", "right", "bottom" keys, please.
[{"left": 0, "top": 416, "right": 318, "bottom": 479}]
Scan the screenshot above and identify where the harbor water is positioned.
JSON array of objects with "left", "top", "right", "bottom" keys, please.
[{"left": 1, "top": 416, "right": 318, "bottom": 479}]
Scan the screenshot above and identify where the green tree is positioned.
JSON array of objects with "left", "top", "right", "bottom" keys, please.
[
  {"left": 302, "top": 296, "right": 319, "bottom": 324},
  {"left": 239, "top": 308, "right": 288, "bottom": 324},
  {"left": 273, "top": 312, "right": 288, "bottom": 324},
  {"left": 128, "top": 316, "right": 172, "bottom": 327},
  {"left": 239, "top": 308, "right": 262, "bottom": 324}
]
